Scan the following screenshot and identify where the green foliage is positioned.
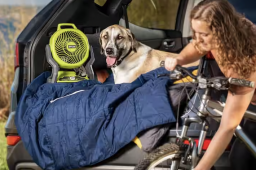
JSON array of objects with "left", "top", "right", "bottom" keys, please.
[
  {"left": 127, "top": 0, "right": 180, "bottom": 30},
  {"left": 0, "top": 6, "right": 38, "bottom": 119},
  {"left": 94, "top": 0, "right": 106, "bottom": 6},
  {"left": 0, "top": 5, "right": 38, "bottom": 168},
  {"left": 0, "top": 122, "right": 8, "bottom": 170},
  {"left": 95, "top": 0, "right": 180, "bottom": 30}
]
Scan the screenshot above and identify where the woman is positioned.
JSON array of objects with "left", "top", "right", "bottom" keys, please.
[{"left": 164, "top": 0, "right": 256, "bottom": 170}]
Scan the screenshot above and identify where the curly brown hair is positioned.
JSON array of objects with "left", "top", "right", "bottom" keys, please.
[{"left": 190, "top": 0, "right": 256, "bottom": 79}]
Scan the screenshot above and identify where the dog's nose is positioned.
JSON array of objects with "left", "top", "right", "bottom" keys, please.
[{"left": 106, "top": 48, "right": 114, "bottom": 55}]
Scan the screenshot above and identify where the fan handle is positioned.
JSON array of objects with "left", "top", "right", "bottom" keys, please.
[
  {"left": 57, "top": 23, "right": 77, "bottom": 31},
  {"left": 45, "top": 44, "right": 59, "bottom": 83}
]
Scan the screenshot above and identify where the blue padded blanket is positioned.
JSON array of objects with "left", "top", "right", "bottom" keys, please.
[{"left": 15, "top": 67, "right": 179, "bottom": 170}]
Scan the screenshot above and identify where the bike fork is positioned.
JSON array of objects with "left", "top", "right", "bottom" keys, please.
[
  {"left": 180, "top": 117, "right": 209, "bottom": 169},
  {"left": 198, "top": 121, "right": 208, "bottom": 155},
  {"left": 170, "top": 159, "right": 180, "bottom": 170}
]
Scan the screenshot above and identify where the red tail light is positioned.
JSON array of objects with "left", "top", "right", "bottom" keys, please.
[
  {"left": 7, "top": 135, "right": 21, "bottom": 146},
  {"left": 15, "top": 42, "right": 19, "bottom": 70}
]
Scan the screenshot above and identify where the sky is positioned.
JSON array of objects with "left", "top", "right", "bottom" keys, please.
[{"left": 0, "top": 0, "right": 52, "bottom": 6}]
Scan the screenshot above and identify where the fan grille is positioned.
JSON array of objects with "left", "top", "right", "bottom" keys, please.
[{"left": 55, "top": 31, "right": 88, "bottom": 64}]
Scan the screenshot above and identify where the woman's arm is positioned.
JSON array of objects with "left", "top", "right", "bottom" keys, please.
[
  {"left": 194, "top": 89, "right": 255, "bottom": 170},
  {"left": 177, "top": 41, "right": 207, "bottom": 65},
  {"left": 165, "top": 41, "right": 207, "bottom": 71}
]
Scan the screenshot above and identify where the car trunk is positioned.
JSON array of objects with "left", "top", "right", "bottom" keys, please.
[{"left": 6, "top": 0, "right": 231, "bottom": 169}]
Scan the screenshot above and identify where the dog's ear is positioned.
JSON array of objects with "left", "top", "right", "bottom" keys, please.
[
  {"left": 126, "top": 29, "right": 137, "bottom": 52},
  {"left": 99, "top": 31, "right": 104, "bottom": 55}
]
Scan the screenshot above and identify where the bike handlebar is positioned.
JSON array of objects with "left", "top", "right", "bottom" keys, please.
[
  {"left": 228, "top": 77, "right": 254, "bottom": 88},
  {"left": 159, "top": 61, "right": 255, "bottom": 90}
]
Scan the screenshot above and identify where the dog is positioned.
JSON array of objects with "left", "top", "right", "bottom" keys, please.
[{"left": 99, "top": 25, "right": 199, "bottom": 84}]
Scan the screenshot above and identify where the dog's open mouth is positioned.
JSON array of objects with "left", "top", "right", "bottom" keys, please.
[{"left": 106, "top": 56, "right": 118, "bottom": 67}]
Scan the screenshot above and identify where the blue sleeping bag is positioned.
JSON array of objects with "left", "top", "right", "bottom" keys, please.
[{"left": 15, "top": 67, "right": 181, "bottom": 170}]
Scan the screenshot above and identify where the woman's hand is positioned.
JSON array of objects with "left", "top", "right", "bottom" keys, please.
[{"left": 164, "top": 57, "right": 179, "bottom": 71}]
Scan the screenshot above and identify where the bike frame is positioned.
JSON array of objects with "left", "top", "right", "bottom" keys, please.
[
  {"left": 179, "top": 87, "right": 256, "bottom": 169},
  {"left": 159, "top": 56, "right": 256, "bottom": 170}
]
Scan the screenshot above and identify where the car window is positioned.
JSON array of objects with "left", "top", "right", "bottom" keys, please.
[
  {"left": 95, "top": 0, "right": 107, "bottom": 6},
  {"left": 127, "top": 0, "right": 181, "bottom": 30},
  {"left": 187, "top": 0, "right": 203, "bottom": 37}
]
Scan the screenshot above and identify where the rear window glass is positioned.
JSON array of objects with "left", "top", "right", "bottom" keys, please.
[
  {"left": 95, "top": 0, "right": 107, "bottom": 6},
  {"left": 127, "top": 0, "right": 181, "bottom": 30}
]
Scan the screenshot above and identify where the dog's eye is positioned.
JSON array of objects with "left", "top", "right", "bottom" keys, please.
[
  {"left": 117, "top": 36, "right": 123, "bottom": 40},
  {"left": 103, "top": 35, "right": 108, "bottom": 39}
]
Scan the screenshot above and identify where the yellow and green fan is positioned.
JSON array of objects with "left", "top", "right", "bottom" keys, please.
[{"left": 46, "top": 23, "right": 94, "bottom": 83}]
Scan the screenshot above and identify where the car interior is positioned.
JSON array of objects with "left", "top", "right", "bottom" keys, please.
[{"left": 27, "top": 0, "right": 191, "bottom": 83}]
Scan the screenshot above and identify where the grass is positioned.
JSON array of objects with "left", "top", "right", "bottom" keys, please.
[
  {"left": 0, "top": 4, "right": 38, "bottom": 170},
  {"left": 0, "top": 5, "right": 37, "bottom": 120},
  {"left": 0, "top": 122, "right": 8, "bottom": 170}
]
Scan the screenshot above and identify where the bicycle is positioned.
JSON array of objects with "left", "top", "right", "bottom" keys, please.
[{"left": 134, "top": 60, "right": 256, "bottom": 170}]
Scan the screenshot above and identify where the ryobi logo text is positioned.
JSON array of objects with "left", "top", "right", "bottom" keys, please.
[{"left": 67, "top": 42, "right": 77, "bottom": 52}]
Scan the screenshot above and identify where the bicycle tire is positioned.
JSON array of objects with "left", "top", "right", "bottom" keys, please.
[{"left": 134, "top": 143, "right": 186, "bottom": 170}]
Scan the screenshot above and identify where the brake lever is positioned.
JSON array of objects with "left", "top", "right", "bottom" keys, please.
[
  {"left": 208, "top": 77, "right": 229, "bottom": 90},
  {"left": 170, "top": 70, "right": 183, "bottom": 79},
  {"left": 158, "top": 60, "right": 183, "bottom": 80}
]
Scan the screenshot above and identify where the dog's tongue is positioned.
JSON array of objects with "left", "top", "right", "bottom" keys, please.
[{"left": 106, "top": 56, "right": 117, "bottom": 66}]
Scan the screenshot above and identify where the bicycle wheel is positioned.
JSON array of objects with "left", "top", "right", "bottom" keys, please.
[{"left": 134, "top": 143, "right": 187, "bottom": 170}]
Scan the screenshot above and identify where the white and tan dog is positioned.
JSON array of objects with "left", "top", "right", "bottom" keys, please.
[{"left": 99, "top": 25, "right": 198, "bottom": 84}]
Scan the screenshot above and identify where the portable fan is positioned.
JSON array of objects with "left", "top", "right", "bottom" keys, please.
[{"left": 46, "top": 23, "right": 95, "bottom": 83}]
